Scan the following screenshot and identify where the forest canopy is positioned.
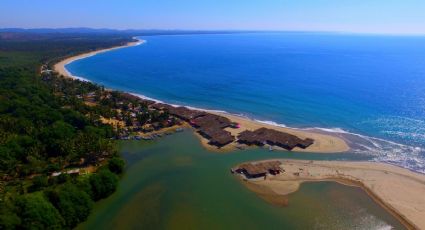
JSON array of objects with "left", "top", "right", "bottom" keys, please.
[{"left": 0, "top": 31, "right": 132, "bottom": 229}]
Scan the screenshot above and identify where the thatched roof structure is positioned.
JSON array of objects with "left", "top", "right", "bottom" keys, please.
[
  {"left": 198, "top": 127, "right": 234, "bottom": 147},
  {"left": 237, "top": 128, "right": 314, "bottom": 150},
  {"left": 236, "top": 160, "right": 282, "bottom": 178},
  {"left": 164, "top": 106, "right": 207, "bottom": 121},
  {"left": 192, "top": 114, "right": 232, "bottom": 129},
  {"left": 150, "top": 103, "right": 236, "bottom": 147},
  {"left": 149, "top": 102, "right": 314, "bottom": 150},
  {"left": 193, "top": 114, "right": 235, "bottom": 146}
]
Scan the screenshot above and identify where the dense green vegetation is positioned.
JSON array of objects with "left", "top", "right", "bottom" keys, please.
[{"left": 0, "top": 32, "right": 132, "bottom": 229}]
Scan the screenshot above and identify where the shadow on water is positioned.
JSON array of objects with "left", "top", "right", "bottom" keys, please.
[{"left": 78, "top": 131, "right": 406, "bottom": 230}]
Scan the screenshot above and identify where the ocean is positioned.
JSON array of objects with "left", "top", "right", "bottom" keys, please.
[{"left": 67, "top": 32, "right": 425, "bottom": 173}]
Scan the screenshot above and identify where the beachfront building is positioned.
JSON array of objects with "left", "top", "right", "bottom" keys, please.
[
  {"left": 233, "top": 161, "right": 282, "bottom": 179},
  {"left": 237, "top": 128, "right": 314, "bottom": 150}
]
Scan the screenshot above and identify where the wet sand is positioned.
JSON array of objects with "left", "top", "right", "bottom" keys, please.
[
  {"left": 208, "top": 112, "right": 350, "bottom": 153},
  {"left": 237, "top": 159, "right": 425, "bottom": 229},
  {"left": 52, "top": 38, "right": 349, "bottom": 154},
  {"left": 79, "top": 132, "right": 405, "bottom": 229}
]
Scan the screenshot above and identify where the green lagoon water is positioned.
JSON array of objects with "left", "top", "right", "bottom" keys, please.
[{"left": 78, "top": 131, "right": 405, "bottom": 230}]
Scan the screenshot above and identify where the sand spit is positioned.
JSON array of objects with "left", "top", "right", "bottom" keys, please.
[
  {"left": 236, "top": 159, "right": 425, "bottom": 229},
  {"left": 52, "top": 38, "right": 348, "bottom": 154},
  {"left": 53, "top": 38, "right": 144, "bottom": 78},
  {"left": 210, "top": 112, "right": 349, "bottom": 153}
]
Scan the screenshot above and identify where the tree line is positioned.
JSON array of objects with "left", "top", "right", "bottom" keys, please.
[{"left": 0, "top": 32, "right": 131, "bottom": 229}]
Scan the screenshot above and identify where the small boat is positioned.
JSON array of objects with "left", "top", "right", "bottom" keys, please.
[{"left": 142, "top": 136, "right": 153, "bottom": 140}]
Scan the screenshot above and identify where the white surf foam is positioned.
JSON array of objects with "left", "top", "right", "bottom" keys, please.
[
  {"left": 303, "top": 127, "right": 348, "bottom": 133},
  {"left": 298, "top": 126, "right": 425, "bottom": 173},
  {"left": 253, "top": 119, "right": 288, "bottom": 128},
  {"left": 183, "top": 105, "right": 229, "bottom": 114},
  {"left": 129, "top": 93, "right": 164, "bottom": 104},
  {"left": 304, "top": 126, "right": 422, "bottom": 150},
  {"left": 61, "top": 36, "right": 425, "bottom": 174},
  {"left": 63, "top": 37, "right": 146, "bottom": 81},
  {"left": 129, "top": 91, "right": 425, "bottom": 173}
]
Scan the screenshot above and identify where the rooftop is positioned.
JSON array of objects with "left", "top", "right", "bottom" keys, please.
[{"left": 238, "top": 128, "right": 314, "bottom": 150}]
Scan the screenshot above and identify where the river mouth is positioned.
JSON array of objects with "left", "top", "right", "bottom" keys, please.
[{"left": 77, "top": 131, "right": 405, "bottom": 230}]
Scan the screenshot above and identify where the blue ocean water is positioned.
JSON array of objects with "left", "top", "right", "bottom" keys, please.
[{"left": 67, "top": 33, "right": 425, "bottom": 172}]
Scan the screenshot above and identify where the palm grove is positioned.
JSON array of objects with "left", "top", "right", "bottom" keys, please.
[{"left": 0, "top": 32, "right": 138, "bottom": 229}]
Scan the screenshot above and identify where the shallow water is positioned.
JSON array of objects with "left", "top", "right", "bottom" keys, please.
[
  {"left": 67, "top": 32, "right": 425, "bottom": 173},
  {"left": 77, "top": 131, "right": 405, "bottom": 230}
]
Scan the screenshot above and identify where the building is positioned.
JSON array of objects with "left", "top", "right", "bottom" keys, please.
[{"left": 233, "top": 161, "right": 282, "bottom": 179}]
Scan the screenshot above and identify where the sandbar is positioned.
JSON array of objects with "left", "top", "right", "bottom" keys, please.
[
  {"left": 52, "top": 38, "right": 349, "bottom": 154},
  {"left": 208, "top": 112, "right": 350, "bottom": 153},
  {"left": 237, "top": 159, "right": 425, "bottom": 229}
]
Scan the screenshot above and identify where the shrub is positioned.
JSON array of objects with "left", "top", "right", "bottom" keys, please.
[
  {"left": 89, "top": 169, "right": 118, "bottom": 201},
  {"left": 45, "top": 183, "right": 93, "bottom": 228},
  {"left": 28, "top": 175, "right": 49, "bottom": 192},
  {"left": 15, "top": 193, "right": 64, "bottom": 230},
  {"left": 108, "top": 157, "right": 125, "bottom": 174}
]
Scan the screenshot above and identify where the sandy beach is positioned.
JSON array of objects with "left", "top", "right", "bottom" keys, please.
[
  {"left": 50, "top": 34, "right": 423, "bottom": 229},
  {"left": 238, "top": 159, "right": 425, "bottom": 229},
  {"left": 53, "top": 39, "right": 349, "bottom": 154},
  {"left": 209, "top": 112, "right": 350, "bottom": 153},
  {"left": 53, "top": 38, "right": 144, "bottom": 78}
]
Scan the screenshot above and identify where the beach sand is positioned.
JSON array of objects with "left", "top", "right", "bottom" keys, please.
[
  {"left": 53, "top": 38, "right": 349, "bottom": 154},
  {"left": 53, "top": 38, "right": 143, "bottom": 78},
  {"left": 238, "top": 159, "right": 425, "bottom": 229},
  {"left": 208, "top": 112, "right": 350, "bottom": 153},
  {"left": 53, "top": 35, "right": 424, "bottom": 229}
]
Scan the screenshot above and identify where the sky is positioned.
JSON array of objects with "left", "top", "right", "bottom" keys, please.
[{"left": 1, "top": 0, "right": 425, "bottom": 35}]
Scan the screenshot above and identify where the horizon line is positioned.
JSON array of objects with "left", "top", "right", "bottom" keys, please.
[{"left": 1, "top": 27, "right": 425, "bottom": 37}]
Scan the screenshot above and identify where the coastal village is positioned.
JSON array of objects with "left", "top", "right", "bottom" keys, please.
[
  {"left": 4, "top": 26, "right": 425, "bottom": 230},
  {"left": 34, "top": 50, "right": 319, "bottom": 186},
  {"left": 42, "top": 64, "right": 316, "bottom": 151},
  {"left": 17, "top": 35, "right": 423, "bottom": 230},
  {"left": 63, "top": 85, "right": 316, "bottom": 151}
]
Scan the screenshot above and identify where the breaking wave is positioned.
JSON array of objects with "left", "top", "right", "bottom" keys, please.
[
  {"left": 304, "top": 126, "right": 425, "bottom": 174},
  {"left": 64, "top": 37, "right": 425, "bottom": 174},
  {"left": 106, "top": 89, "right": 425, "bottom": 174}
]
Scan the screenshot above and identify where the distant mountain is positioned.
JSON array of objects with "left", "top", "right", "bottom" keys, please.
[
  {"left": 0, "top": 27, "right": 120, "bottom": 33},
  {"left": 0, "top": 27, "right": 253, "bottom": 35}
]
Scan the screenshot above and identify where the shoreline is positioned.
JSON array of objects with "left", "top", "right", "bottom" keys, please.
[
  {"left": 52, "top": 37, "right": 350, "bottom": 154},
  {"left": 53, "top": 37, "right": 145, "bottom": 79},
  {"left": 236, "top": 159, "right": 425, "bottom": 229},
  {"left": 209, "top": 111, "right": 349, "bottom": 153},
  {"left": 53, "top": 36, "right": 424, "bottom": 229}
]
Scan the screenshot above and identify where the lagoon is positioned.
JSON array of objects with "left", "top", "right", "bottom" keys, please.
[
  {"left": 67, "top": 33, "right": 425, "bottom": 173},
  {"left": 78, "top": 131, "right": 405, "bottom": 229}
]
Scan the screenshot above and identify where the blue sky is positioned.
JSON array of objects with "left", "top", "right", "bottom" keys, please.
[{"left": 1, "top": 0, "right": 425, "bottom": 34}]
